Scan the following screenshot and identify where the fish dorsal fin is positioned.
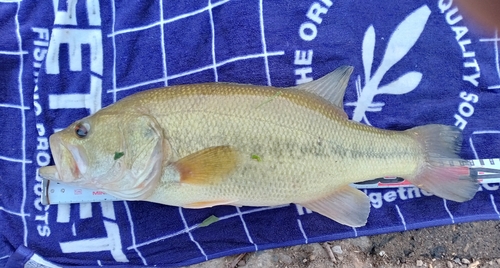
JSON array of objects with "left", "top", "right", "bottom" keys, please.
[
  {"left": 293, "top": 66, "right": 353, "bottom": 110},
  {"left": 298, "top": 185, "right": 370, "bottom": 227},
  {"left": 174, "top": 146, "right": 239, "bottom": 185}
]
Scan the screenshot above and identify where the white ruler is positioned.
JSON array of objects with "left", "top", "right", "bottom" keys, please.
[
  {"left": 41, "top": 179, "right": 120, "bottom": 205},
  {"left": 41, "top": 158, "right": 500, "bottom": 205}
]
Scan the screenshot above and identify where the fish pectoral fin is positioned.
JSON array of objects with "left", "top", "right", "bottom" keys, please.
[
  {"left": 184, "top": 200, "right": 237, "bottom": 209},
  {"left": 298, "top": 186, "right": 370, "bottom": 227},
  {"left": 292, "top": 65, "right": 353, "bottom": 111},
  {"left": 175, "top": 146, "right": 239, "bottom": 185}
]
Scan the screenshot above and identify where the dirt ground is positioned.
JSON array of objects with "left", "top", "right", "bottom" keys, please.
[{"left": 187, "top": 220, "right": 500, "bottom": 268}]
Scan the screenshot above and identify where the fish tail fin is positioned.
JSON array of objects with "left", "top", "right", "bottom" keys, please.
[{"left": 404, "top": 124, "right": 478, "bottom": 202}]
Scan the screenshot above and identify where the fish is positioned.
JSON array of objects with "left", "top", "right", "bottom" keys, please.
[{"left": 39, "top": 66, "right": 478, "bottom": 227}]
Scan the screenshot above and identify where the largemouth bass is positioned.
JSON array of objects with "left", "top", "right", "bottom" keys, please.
[{"left": 39, "top": 66, "right": 477, "bottom": 227}]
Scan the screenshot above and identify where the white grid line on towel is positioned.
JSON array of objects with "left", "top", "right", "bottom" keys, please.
[
  {"left": 179, "top": 207, "right": 208, "bottom": 260},
  {"left": 107, "top": 0, "right": 230, "bottom": 38},
  {"left": 395, "top": 205, "right": 407, "bottom": 231},
  {"left": 479, "top": 30, "right": 500, "bottom": 89},
  {"left": 236, "top": 207, "right": 258, "bottom": 251},
  {"left": 124, "top": 201, "right": 148, "bottom": 265},
  {"left": 107, "top": 51, "right": 284, "bottom": 94},
  {"left": 127, "top": 205, "right": 289, "bottom": 251},
  {"left": 12, "top": 0, "right": 30, "bottom": 247},
  {"left": 443, "top": 199, "right": 455, "bottom": 224},
  {"left": 159, "top": 0, "right": 168, "bottom": 87}
]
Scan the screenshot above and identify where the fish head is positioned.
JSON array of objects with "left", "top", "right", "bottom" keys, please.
[{"left": 40, "top": 111, "right": 169, "bottom": 200}]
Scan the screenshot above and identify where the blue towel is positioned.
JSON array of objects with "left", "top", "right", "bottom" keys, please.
[{"left": 1, "top": 0, "right": 499, "bottom": 267}]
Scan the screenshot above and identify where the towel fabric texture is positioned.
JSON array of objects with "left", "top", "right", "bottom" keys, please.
[{"left": 1, "top": 1, "right": 499, "bottom": 267}]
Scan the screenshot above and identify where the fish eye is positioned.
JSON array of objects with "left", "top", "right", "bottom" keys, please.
[{"left": 75, "top": 122, "right": 90, "bottom": 138}]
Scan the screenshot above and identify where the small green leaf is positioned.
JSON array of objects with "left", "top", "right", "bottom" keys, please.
[
  {"left": 251, "top": 154, "right": 262, "bottom": 162},
  {"left": 199, "top": 215, "right": 219, "bottom": 227},
  {"left": 114, "top": 152, "right": 124, "bottom": 160}
]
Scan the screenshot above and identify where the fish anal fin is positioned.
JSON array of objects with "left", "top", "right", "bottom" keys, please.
[
  {"left": 175, "top": 146, "right": 239, "bottom": 185},
  {"left": 184, "top": 200, "right": 236, "bottom": 209},
  {"left": 293, "top": 65, "right": 353, "bottom": 110},
  {"left": 299, "top": 186, "right": 370, "bottom": 227}
]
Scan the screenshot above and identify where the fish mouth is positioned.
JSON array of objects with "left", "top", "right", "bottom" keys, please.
[
  {"left": 42, "top": 134, "right": 88, "bottom": 182},
  {"left": 39, "top": 165, "right": 59, "bottom": 181}
]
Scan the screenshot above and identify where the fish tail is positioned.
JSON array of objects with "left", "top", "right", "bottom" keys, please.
[{"left": 404, "top": 124, "right": 478, "bottom": 202}]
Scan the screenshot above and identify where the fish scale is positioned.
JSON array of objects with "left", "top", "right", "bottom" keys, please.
[
  {"left": 39, "top": 66, "right": 478, "bottom": 227},
  {"left": 135, "top": 83, "right": 421, "bottom": 206}
]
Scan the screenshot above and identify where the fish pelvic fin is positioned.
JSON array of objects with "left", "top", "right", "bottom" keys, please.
[
  {"left": 174, "top": 146, "right": 239, "bottom": 185},
  {"left": 293, "top": 65, "right": 354, "bottom": 110},
  {"left": 405, "top": 124, "right": 478, "bottom": 202},
  {"left": 299, "top": 186, "right": 370, "bottom": 227}
]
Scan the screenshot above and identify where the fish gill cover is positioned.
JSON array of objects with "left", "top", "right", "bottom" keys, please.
[{"left": 1, "top": 0, "right": 499, "bottom": 267}]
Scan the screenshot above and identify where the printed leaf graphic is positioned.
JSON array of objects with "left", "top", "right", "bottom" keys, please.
[
  {"left": 362, "top": 25, "right": 375, "bottom": 81},
  {"left": 378, "top": 5, "right": 431, "bottom": 74},
  {"left": 377, "top": 72, "right": 422, "bottom": 95},
  {"left": 352, "top": 5, "right": 429, "bottom": 124}
]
